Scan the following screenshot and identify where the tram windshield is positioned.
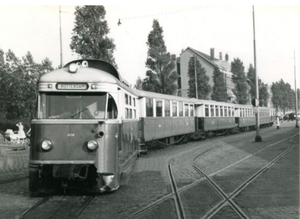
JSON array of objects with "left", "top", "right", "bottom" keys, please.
[{"left": 39, "top": 92, "right": 118, "bottom": 119}]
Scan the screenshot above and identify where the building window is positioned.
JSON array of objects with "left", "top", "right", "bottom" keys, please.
[
  {"left": 125, "top": 94, "right": 128, "bottom": 105},
  {"left": 125, "top": 108, "right": 129, "bottom": 119},
  {"left": 172, "top": 101, "right": 177, "bottom": 117},
  {"left": 146, "top": 98, "right": 153, "bottom": 117},
  {"left": 133, "top": 98, "right": 136, "bottom": 107},
  {"left": 156, "top": 100, "right": 162, "bottom": 117},
  {"left": 129, "top": 96, "right": 132, "bottom": 106},
  {"left": 165, "top": 100, "right": 170, "bottom": 117}
]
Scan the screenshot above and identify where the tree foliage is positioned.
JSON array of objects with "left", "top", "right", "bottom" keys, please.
[
  {"left": 271, "top": 79, "right": 295, "bottom": 112},
  {"left": 258, "top": 79, "right": 269, "bottom": 107},
  {"left": 247, "top": 64, "right": 269, "bottom": 107},
  {"left": 211, "top": 66, "right": 228, "bottom": 102},
  {"left": 141, "top": 19, "right": 178, "bottom": 95},
  {"left": 0, "top": 49, "right": 53, "bottom": 129},
  {"left": 70, "top": 6, "right": 117, "bottom": 68},
  {"left": 187, "top": 57, "right": 211, "bottom": 99},
  {"left": 246, "top": 64, "right": 255, "bottom": 100},
  {"left": 134, "top": 76, "right": 143, "bottom": 90},
  {"left": 231, "top": 58, "right": 249, "bottom": 104}
]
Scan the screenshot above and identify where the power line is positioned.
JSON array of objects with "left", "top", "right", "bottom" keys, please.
[{"left": 118, "top": 6, "right": 207, "bottom": 23}]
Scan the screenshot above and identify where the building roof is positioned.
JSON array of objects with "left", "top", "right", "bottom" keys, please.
[{"left": 184, "top": 47, "right": 231, "bottom": 73}]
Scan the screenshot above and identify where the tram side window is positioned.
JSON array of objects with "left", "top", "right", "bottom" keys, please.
[
  {"left": 179, "top": 102, "right": 183, "bottom": 116},
  {"left": 216, "top": 106, "right": 219, "bottom": 117},
  {"left": 165, "top": 100, "right": 170, "bottom": 117},
  {"left": 190, "top": 104, "right": 194, "bottom": 117},
  {"left": 205, "top": 105, "right": 209, "bottom": 117},
  {"left": 146, "top": 98, "right": 153, "bottom": 117},
  {"left": 185, "top": 104, "right": 189, "bottom": 116},
  {"left": 172, "top": 101, "right": 177, "bottom": 117},
  {"left": 240, "top": 108, "right": 243, "bottom": 117},
  {"left": 228, "top": 107, "right": 231, "bottom": 117},
  {"left": 211, "top": 105, "right": 214, "bottom": 117},
  {"left": 156, "top": 100, "right": 163, "bottom": 117},
  {"left": 224, "top": 106, "right": 227, "bottom": 117},
  {"left": 220, "top": 106, "right": 223, "bottom": 117}
]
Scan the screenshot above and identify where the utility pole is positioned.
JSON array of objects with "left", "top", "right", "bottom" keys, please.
[
  {"left": 59, "top": 6, "right": 63, "bottom": 67},
  {"left": 253, "top": 6, "right": 262, "bottom": 142},
  {"left": 294, "top": 50, "right": 299, "bottom": 128},
  {"left": 194, "top": 55, "right": 198, "bottom": 99}
]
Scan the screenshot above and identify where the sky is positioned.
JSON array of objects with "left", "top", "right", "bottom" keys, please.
[{"left": 0, "top": 4, "right": 299, "bottom": 90}]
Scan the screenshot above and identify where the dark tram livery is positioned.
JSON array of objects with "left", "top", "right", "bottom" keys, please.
[{"left": 29, "top": 59, "right": 275, "bottom": 195}]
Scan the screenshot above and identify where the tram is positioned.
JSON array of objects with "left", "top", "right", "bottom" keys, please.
[
  {"left": 29, "top": 59, "right": 139, "bottom": 195},
  {"left": 29, "top": 59, "right": 275, "bottom": 195}
]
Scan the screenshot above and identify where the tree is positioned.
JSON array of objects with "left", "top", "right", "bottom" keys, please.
[
  {"left": 187, "top": 57, "right": 211, "bottom": 99},
  {"left": 0, "top": 48, "right": 53, "bottom": 128},
  {"left": 247, "top": 64, "right": 255, "bottom": 100},
  {"left": 231, "top": 58, "right": 249, "bottom": 104},
  {"left": 134, "top": 76, "right": 143, "bottom": 90},
  {"left": 271, "top": 79, "right": 295, "bottom": 113},
  {"left": 258, "top": 79, "right": 269, "bottom": 107},
  {"left": 142, "top": 19, "right": 178, "bottom": 95},
  {"left": 211, "top": 66, "right": 228, "bottom": 102},
  {"left": 70, "top": 6, "right": 117, "bottom": 68}
]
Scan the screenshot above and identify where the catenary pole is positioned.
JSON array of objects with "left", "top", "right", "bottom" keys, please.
[
  {"left": 294, "top": 50, "right": 299, "bottom": 128},
  {"left": 253, "top": 6, "right": 262, "bottom": 142}
]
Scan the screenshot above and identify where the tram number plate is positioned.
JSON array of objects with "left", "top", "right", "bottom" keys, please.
[{"left": 57, "top": 83, "right": 88, "bottom": 90}]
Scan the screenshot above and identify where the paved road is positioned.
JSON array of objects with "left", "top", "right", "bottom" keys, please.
[{"left": 0, "top": 121, "right": 298, "bottom": 219}]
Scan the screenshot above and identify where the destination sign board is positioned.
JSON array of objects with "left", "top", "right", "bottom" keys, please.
[{"left": 57, "top": 83, "right": 88, "bottom": 90}]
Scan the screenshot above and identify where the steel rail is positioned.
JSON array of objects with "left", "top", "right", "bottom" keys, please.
[
  {"left": 20, "top": 196, "right": 50, "bottom": 219},
  {"left": 168, "top": 164, "right": 186, "bottom": 219},
  {"left": 194, "top": 133, "right": 298, "bottom": 219},
  {"left": 133, "top": 133, "right": 298, "bottom": 218},
  {"left": 0, "top": 176, "right": 28, "bottom": 185}
]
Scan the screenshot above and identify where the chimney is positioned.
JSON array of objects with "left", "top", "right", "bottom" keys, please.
[
  {"left": 219, "top": 52, "right": 222, "bottom": 61},
  {"left": 210, "top": 48, "right": 215, "bottom": 60},
  {"left": 225, "top": 53, "right": 229, "bottom": 62}
]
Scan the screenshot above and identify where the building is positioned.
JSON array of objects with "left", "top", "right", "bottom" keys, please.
[{"left": 176, "top": 47, "right": 235, "bottom": 102}]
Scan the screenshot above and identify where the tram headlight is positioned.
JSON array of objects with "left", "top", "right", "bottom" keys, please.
[
  {"left": 41, "top": 140, "right": 53, "bottom": 151},
  {"left": 68, "top": 63, "right": 78, "bottom": 73},
  {"left": 87, "top": 140, "right": 98, "bottom": 151}
]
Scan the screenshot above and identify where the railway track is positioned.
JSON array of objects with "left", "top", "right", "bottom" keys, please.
[
  {"left": 193, "top": 133, "right": 298, "bottom": 219},
  {"left": 20, "top": 195, "right": 95, "bottom": 219},
  {"left": 0, "top": 176, "right": 28, "bottom": 185},
  {"left": 132, "top": 132, "right": 298, "bottom": 219}
]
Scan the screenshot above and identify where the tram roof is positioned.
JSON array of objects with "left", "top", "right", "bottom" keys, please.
[
  {"left": 64, "top": 59, "right": 121, "bottom": 80},
  {"left": 39, "top": 59, "right": 121, "bottom": 85}
]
